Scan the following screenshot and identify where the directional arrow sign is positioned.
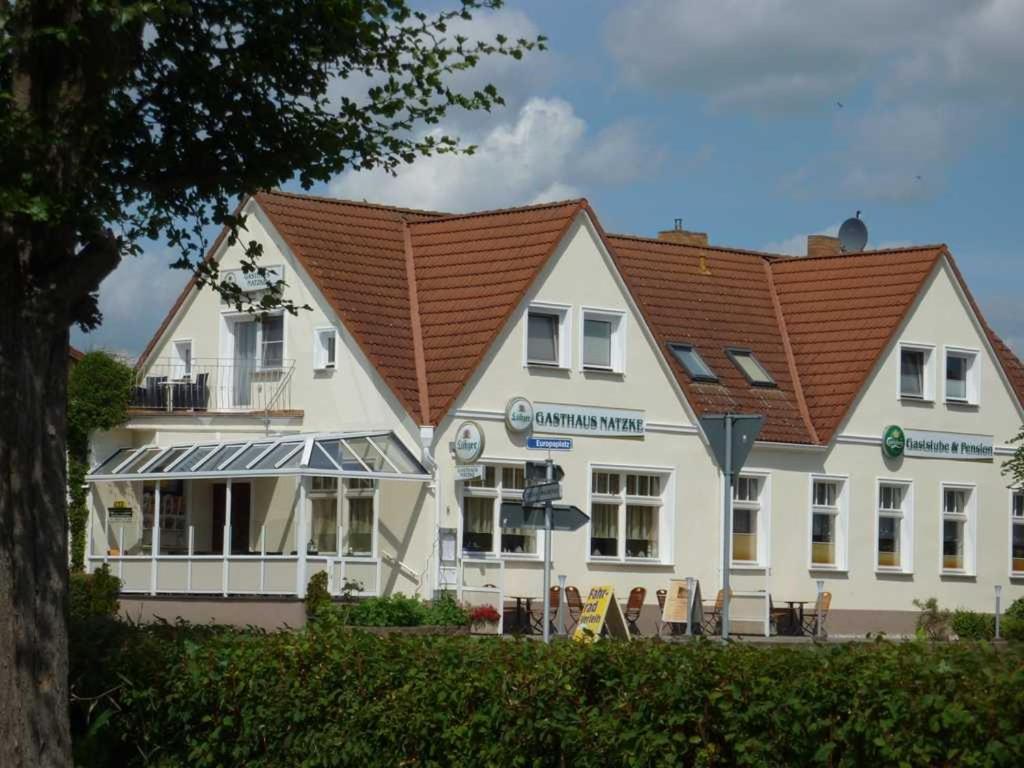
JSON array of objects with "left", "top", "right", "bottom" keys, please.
[
  {"left": 522, "top": 481, "right": 562, "bottom": 507},
  {"left": 525, "top": 460, "right": 564, "bottom": 485},
  {"left": 501, "top": 502, "right": 589, "bottom": 531}
]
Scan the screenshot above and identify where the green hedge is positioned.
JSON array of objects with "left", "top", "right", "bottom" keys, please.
[{"left": 71, "top": 618, "right": 1024, "bottom": 767}]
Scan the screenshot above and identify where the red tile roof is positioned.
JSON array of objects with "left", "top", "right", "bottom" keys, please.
[
  {"left": 770, "top": 247, "right": 945, "bottom": 442},
  {"left": 608, "top": 235, "right": 814, "bottom": 444},
  {"left": 136, "top": 190, "right": 1023, "bottom": 445},
  {"left": 409, "top": 201, "right": 586, "bottom": 423}
]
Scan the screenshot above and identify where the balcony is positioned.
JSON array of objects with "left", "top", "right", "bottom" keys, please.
[{"left": 131, "top": 358, "right": 295, "bottom": 413}]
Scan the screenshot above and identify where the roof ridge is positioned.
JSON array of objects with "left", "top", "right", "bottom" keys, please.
[
  {"left": 606, "top": 232, "right": 790, "bottom": 260},
  {"left": 763, "top": 259, "right": 819, "bottom": 444},
  {"left": 258, "top": 189, "right": 447, "bottom": 218},
  {"left": 410, "top": 198, "right": 587, "bottom": 225},
  {"left": 770, "top": 244, "right": 948, "bottom": 266},
  {"left": 401, "top": 217, "right": 431, "bottom": 425}
]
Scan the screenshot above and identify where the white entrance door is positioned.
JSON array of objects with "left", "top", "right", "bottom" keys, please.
[{"left": 230, "top": 319, "right": 257, "bottom": 408}]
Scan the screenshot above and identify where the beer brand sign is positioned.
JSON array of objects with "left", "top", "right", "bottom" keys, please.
[{"left": 453, "top": 421, "right": 485, "bottom": 464}]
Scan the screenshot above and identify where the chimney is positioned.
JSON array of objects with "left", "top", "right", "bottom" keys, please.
[
  {"left": 807, "top": 234, "right": 841, "bottom": 258},
  {"left": 658, "top": 218, "right": 709, "bottom": 247}
]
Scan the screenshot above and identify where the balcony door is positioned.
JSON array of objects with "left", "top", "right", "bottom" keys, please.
[{"left": 229, "top": 318, "right": 257, "bottom": 408}]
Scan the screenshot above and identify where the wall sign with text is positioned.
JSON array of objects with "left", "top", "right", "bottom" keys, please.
[
  {"left": 532, "top": 402, "right": 645, "bottom": 438},
  {"left": 222, "top": 265, "right": 284, "bottom": 293},
  {"left": 883, "top": 426, "right": 993, "bottom": 461}
]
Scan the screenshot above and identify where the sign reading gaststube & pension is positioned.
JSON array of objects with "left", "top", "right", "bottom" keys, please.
[{"left": 883, "top": 426, "right": 993, "bottom": 461}]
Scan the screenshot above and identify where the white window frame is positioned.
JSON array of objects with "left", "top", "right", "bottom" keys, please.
[
  {"left": 875, "top": 478, "right": 914, "bottom": 574},
  {"left": 306, "top": 477, "right": 377, "bottom": 558},
  {"left": 257, "top": 312, "right": 286, "bottom": 371},
  {"left": 579, "top": 306, "right": 626, "bottom": 374},
  {"left": 172, "top": 339, "right": 193, "bottom": 379},
  {"left": 1010, "top": 489, "right": 1024, "bottom": 577},
  {"left": 523, "top": 301, "right": 571, "bottom": 369},
  {"left": 939, "top": 482, "right": 977, "bottom": 576},
  {"left": 313, "top": 327, "right": 338, "bottom": 371},
  {"left": 586, "top": 463, "right": 674, "bottom": 566},
  {"left": 459, "top": 463, "right": 542, "bottom": 560},
  {"left": 807, "top": 474, "right": 849, "bottom": 571},
  {"left": 730, "top": 471, "right": 771, "bottom": 569},
  {"left": 942, "top": 345, "right": 981, "bottom": 406},
  {"left": 897, "top": 341, "right": 935, "bottom": 401}
]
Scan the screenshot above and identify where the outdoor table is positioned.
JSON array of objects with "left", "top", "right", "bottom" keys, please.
[
  {"left": 785, "top": 600, "right": 812, "bottom": 636},
  {"left": 162, "top": 380, "right": 177, "bottom": 412},
  {"left": 508, "top": 595, "right": 536, "bottom": 635}
]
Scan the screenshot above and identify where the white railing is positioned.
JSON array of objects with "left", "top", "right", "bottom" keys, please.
[
  {"left": 89, "top": 523, "right": 379, "bottom": 598},
  {"left": 131, "top": 357, "right": 295, "bottom": 413}
]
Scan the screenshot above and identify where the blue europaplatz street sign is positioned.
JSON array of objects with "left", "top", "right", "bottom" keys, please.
[{"left": 527, "top": 436, "right": 573, "bottom": 451}]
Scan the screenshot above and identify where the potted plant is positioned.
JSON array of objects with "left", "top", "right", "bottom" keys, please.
[{"left": 469, "top": 604, "right": 502, "bottom": 635}]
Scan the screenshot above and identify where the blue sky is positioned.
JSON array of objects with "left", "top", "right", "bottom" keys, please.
[{"left": 74, "top": 0, "right": 1024, "bottom": 357}]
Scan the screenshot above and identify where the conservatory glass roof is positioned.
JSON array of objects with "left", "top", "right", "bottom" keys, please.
[{"left": 86, "top": 431, "right": 430, "bottom": 482}]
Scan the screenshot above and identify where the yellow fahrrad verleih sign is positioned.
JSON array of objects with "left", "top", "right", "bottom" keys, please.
[{"left": 572, "top": 585, "right": 630, "bottom": 642}]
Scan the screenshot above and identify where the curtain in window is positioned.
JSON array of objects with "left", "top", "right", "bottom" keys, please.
[
  {"left": 591, "top": 504, "right": 618, "bottom": 538},
  {"left": 583, "top": 318, "right": 612, "bottom": 367},
  {"left": 464, "top": 498, "right": 493, "bottom": 533},
  {"left": 527, "top": 313, "right": 557, "bottom": 362},
  {"left": 261, "top": 315, "right": 284, "bottom": 369},
  {"left": 311, "top": 498, "right": 337, "bottom": 553},
  {"left": 900, "top": 350, "right": 923, "bottom": 396},
  {"left": 626, "top": 506, "right": 654, "bottom": 539}
]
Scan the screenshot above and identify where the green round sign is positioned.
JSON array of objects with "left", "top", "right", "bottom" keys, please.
[{"left": 882, "top": 425, "right": 905, "bottom": 458}]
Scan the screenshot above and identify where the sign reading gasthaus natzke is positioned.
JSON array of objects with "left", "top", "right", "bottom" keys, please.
[
  {"left": 533, "top": 402, "right": 645, "bottom": 438},
  {"left": 222, "top": 265, "right": 284, "bottom": 293},
  {"left": 903, "top": 429, "right": 993, "bottom": 461}
]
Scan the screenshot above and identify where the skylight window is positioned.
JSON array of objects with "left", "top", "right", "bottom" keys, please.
[
  {"left": 667, "top": 343, "right": 717, "bottom": 382},
  {"left": 726, "top": 349, "right": 775, "bottom": 387}
]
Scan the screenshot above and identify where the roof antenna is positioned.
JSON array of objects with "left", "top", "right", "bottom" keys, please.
[{"left": 838, "top": 211, "right": 868, "bottom": 253}]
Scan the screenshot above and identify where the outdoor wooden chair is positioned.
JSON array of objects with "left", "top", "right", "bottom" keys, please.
[
  {"left": 655, "top": 588, "right": 668, "bottom": 637},
  {"left": 768, "top": 595, "right": 795, "bottom": 636},
  {"left": 802, "top": 592, "right": 832, "bottom": 638},
  {"left": 531, "top": 585, "right": 561, "bottom": 635},
  {"left": 700, "top": 589, "right": 729, "bottom": 635},
  {"left": 564, "top": 586, "right": 583, "bottom": 632},
  {"left": 623, "top": 587, "right": 646, "bottom": 635}
]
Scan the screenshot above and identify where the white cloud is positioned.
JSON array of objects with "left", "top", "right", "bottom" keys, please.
[
  {"left": 330, "top": 97, "right": 660, "bottom": 211},
  {"left": 606, "top": 1, "right": 1024, "bottom": 201}
]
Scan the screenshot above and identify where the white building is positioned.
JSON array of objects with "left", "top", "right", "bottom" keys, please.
[{"left": 86, "top": 191, "right": 1024, "bottom": 634}]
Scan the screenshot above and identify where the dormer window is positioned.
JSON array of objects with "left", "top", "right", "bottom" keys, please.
[
  {"left": 668, "top": 343, "right": 717, "bottom": 382},
  {"left": 726, "top": 349, "right": 775, "bottom": 387}
]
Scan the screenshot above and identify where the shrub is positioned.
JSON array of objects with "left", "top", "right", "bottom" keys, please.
[
  {"left": 69, "top": 564, "right": 121, "bottom": 624},
  {"left": 305, "top": 571, "right": 331, "bottom": 616},
  {"left": 951, "top": 608, "right": 995, "bottom": 640},
  {"left": 345, "top": 593, "right": 427, "bottom": 627},
  {"left": 422, "top": 592, "right": 470, "bottom": 627},
  {"left": 70, "top": 621, "right": 1024, "bottom": 768},
  {"left": 913, "top": 597, "right": 951, "bottom": 640},
  {"left": 1003, "top": 596, "right": 1024, "bottom": 640}
]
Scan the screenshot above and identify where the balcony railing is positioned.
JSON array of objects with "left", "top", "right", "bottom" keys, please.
[{"left": 131, "top": 358, "right": 294, "bottom": 413}]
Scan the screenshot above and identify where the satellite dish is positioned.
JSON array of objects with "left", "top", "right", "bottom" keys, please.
[{"left": 838, "top": 212, "right": 868, "bottom": 253}]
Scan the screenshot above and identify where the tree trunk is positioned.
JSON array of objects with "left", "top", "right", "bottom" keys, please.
[{"left": 0, "top": 302, "right": 72, "bottom": 767}]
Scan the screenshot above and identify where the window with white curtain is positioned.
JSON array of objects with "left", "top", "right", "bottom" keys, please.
[
  {"left": 941, "top": 485, "right": 975, "bottom": 573},
  {"left": 344, "top": 480, "right": 375, "bottom": 556},
  {"left": 308, "top": 476, "right": 375, "bottom": 556},
  {"left": 899, "top": 343, "right": 934, "bottom": 400},
  {"left": 732, "top": 475, "right": 765, "bottom": 565},
  {"left": 810, "top": 477, "right": 848, "bottom": 569},
  {"left": 461, "top": 464, "right": 537, "bottom": 556},
  {"left": 173, "top": 340, "right": 192, "bottom": 379},
  {"left": 581, "top": 308, "right": 626, "bottom": 373},
  {"left": 259, "top": 314, "right": 284, "bottom": 369},
  {"left": 590, "top": 467, "right": 669, "bottom": 562},
  {"left": 876, "top": 481, "right": 913, "bottom": 572}
]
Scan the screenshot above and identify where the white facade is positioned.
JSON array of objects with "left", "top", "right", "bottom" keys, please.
[{"left": 87, "top": 197, "right": 1024, "bottom": 633}]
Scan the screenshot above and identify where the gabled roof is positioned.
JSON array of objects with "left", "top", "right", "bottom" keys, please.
[
  {"left": 136, "top": 190, "right": 1023, "bottom": 446},
  {"left": 408, "top": 201, "right": 586, "bottom": 423},
  {"left": 770, "top": 246, "right": 946, "bottom": 442}
]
